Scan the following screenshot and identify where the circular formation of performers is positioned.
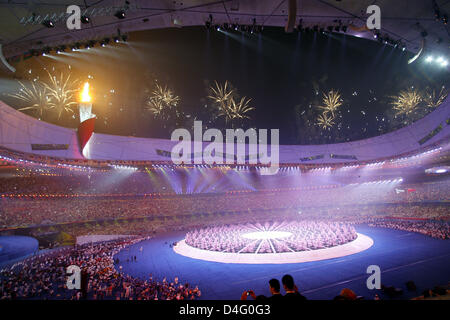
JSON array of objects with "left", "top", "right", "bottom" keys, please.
[{"left": 185, "top": 221, "right": 358, "bottom": 253}]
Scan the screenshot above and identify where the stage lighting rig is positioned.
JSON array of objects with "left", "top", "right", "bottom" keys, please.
[
  {"left": 424, "top": 55, "right": 448, "bottom": 67},
  {"left": 81, "top": 16, "right": 90, "bottom": 24},
  {"left": 56, "top": 45, "right": 66, "bottom": 54},
  {"left": 205, "top": 14, "right": 213, "bottom": 30},
  {"left": 296, "top": 19, "right": 303, "bottom": 31},
  {"left": 250, "top": 18, "right": 257, "bottom": 34},
  {"left": 432, "top": 0, "right": 448, "bottom": 25},
  {"left": 42, "top": 20, "right": 54, "bottom": 28},
  {"left": 29, "top": 49, "right": 39, "bottom": 57},
  {"left": 42, "top": 47, "right": 51, "bottom": 56},
  {"left": 55, "top": 45, "right": 65, "bottom": 54},
  {"left": 114, "top": 10, "right": 126, "bottom": 19},
  {"left": 240, "top": 25, "right": 248, "bottom": 32},
  {"left": 100, "top": 38, "right": 110, "bottom": 47},
  {"left": 85, "top": 41, "right": 95, "bottom": 49},
  {"left": 435, "top": 10, "right": 441, "bottom": 21}
]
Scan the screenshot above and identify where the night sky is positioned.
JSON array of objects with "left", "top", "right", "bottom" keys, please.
[{"left": 2, "top": 26, "right": 448, "bottom": 145}]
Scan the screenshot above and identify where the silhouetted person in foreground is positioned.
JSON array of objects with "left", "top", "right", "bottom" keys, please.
[
  {"left": 240, "top": 279, "right": 283, "bottom": 301},
  {"left": 333, "top": 288, "right": 358, "bottom": 300},
  {"left": 268, "top": 279, "right": 283, "bottom": 301},
  {"left": 281, "top": 274, "right": 307, "bottom": 301},
  {"left": 80, "top": 269, "right": 89, "bottom": 299}
]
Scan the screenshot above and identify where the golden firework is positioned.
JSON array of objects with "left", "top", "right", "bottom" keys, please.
[
  {"left": 316, "top": 113, "right": 335, "bottom": 129},
  {"left": 8, "top": 81, "right": 49, "bottom": 117},
  {"left": 208, "top": 81, "right": 254, "bottom": 123},
  {"left": 222, "top": 96, "right": 254, "bottom": 121},
  {"left": 153, "top": 83, "right": 180, "bottom": 108},
  {"left": 318, "top": 89, "right": 342, "bottom": 116},
  {"left": 423, "top": 87, "right": 447, "bottom": 109},
  {"left": 145, "top": 82, "right": 180, "bottom": 119},
  {"left": 146, "top": 97, "right": 165, "bottom": 116},
  {"left": 42, "top": 70, "right": 79, "bottom": 119},
  {"left": 208, "top": 81, "right": 234, "bottom": 107},
  {"left": 391, "top": 89, "right": 422, "bottom": 116}
]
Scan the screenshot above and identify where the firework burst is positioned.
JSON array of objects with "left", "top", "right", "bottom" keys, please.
[
  {"left": 318, "top": 89, "right": 342, "bottom": 116},
  {"left": 146, "top": 98, "right": 165, "bottom": 117},
  {"left": 221, "top": 96, "right": 254, "bottom": 122},
  {"left": 390, "top": 89, "right": 422, "bottom": 116},
  {"left": 316, "top": 113, "right": 335, "bottom": 129},
  {"left": 208, "top": 81, "right": 254, "bottom": 123},
  {"left": 145, "top": 82, "right": 180, "bottom": 119},
  {"left": 42, "top": 70, "right": 79, "bottom": 119},
  {"left": 8, "top": 81, "right": 49, "bottom": 117},
  {"left": 423, "top": 87, "right": 447, "bottom": 109},
  {"left": 208, "top": 81, "right": 234, "bottom": 107},
  {"left": 153, "top": 83, "right": 180, "bottom": 108}
]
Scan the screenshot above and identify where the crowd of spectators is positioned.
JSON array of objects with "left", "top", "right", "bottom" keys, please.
[
  {"left": 368, "top": 219, "right": 450, "bottom": 239},
  {"left": 0, "top": 237, "right": 201, "bottom": 300},
  {"left": 5, "top": 169, "right": 449, "bottom": 199},
  {"left": 0, "top": 167, "right": 448, "bottom": 243},
  {"left": 0, "top": 174, "right": 169, "bottom": 195},
  {"left": 1, "top": 188, "right": 449, "bottom": 228}
]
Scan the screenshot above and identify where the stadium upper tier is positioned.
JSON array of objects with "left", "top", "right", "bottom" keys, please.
[{"left": 0, "top": 97, "right": 449, "bottom": 164}]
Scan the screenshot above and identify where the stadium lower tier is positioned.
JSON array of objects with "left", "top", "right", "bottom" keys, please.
[
  {"left": 0, "top": 191, "right": 449, "bottom": 229},
  {"left": 0, "top": 203, "right": 449, "bottom": 253},
  {"left": 1, "top": 223, "right": 449, "bottom": 300}
]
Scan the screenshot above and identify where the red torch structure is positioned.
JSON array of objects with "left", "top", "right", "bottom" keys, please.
[{"left": 77, "top": 82, "right": 95, "bottom": 157}]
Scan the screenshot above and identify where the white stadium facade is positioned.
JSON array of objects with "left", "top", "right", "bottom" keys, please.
[
  {"left": 1, "top": 1, "right": 449, "bottom": 165},
  {"left": 0, "top": 96, "right": 449, "bottom": 164}
]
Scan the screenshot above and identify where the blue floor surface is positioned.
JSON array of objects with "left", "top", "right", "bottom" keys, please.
[
  {"left": 0, "top": 236, "right": 39, "bottom": 266},
  {"left": 114, "top": 225, "right": 450, "bottom": 300}
]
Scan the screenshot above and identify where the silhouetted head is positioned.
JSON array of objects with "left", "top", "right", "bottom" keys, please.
[
  {"left": 269, "top": 278, "right": 281, "bottom": 294},
  {"left": 282, "top": 274, "right": 295, "bottom": 291}
]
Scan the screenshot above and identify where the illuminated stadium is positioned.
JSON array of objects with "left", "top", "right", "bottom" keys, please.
[{"left": 0, "top": 0, "right": 449, "bottom": 306}]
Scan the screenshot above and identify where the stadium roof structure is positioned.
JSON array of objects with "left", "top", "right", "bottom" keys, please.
[
  {"left": 0, "top": 96, "right": 449, "bottom": 164},
  {"left": 0, "top": 0, "right": 449, "bottom": 59}
]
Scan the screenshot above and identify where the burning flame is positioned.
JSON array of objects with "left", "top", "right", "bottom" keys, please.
[{"left": 80, "top": 82, "right": 91, "bottom": 103}]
